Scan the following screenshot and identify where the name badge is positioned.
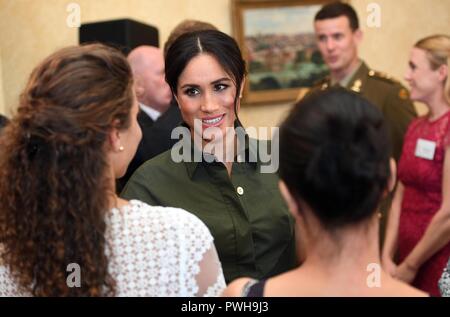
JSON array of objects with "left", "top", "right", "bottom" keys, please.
[{"left": 415, "top": 138, "right": 436, "bottom": 160}]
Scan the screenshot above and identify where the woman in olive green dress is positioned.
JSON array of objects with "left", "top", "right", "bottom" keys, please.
[{"left": 121, "top": 30, "right": 298, "bottom": 283}]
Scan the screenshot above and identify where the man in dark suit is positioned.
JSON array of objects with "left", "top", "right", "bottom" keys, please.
[{"left": 117, "top": 46, "right": 181, "bottom": 192}]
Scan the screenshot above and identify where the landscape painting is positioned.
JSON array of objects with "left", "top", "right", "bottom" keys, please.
[{"left": 233, "top": 0, "right": 330, "bottom": 104}]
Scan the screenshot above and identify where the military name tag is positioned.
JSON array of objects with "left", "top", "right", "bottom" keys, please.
[{"left": 415, "top": 138, "right": 436, "bottom": 160}]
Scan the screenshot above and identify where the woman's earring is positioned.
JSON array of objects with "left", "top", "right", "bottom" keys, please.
[{"left": 119, "top": 146, "right": 124, "bottom": 152}]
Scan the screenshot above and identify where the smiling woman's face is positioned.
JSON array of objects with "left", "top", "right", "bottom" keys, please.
[
  {"left": 404, "top": 47, "right": 443, "bottom": 104},
  {"left": 175, "top": 53, "right": 239, "bottom": 144}
]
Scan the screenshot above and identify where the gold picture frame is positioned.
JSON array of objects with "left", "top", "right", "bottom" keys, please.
[{"left": 232, "top": 0, "right": 331, "bottom": 104}]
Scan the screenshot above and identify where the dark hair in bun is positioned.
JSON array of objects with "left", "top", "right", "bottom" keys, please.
[{"left": 279, "top": 87, "right": 390, "bottom": 229}]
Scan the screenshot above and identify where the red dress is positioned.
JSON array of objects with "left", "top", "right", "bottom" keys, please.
[{"left": 397, "top": 110, "right": 450, "bottom": 296}]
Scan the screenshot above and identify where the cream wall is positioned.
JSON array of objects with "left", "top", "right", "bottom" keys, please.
[
  {"left": 0, "top": 48, "right": 4, "bottom": 115},
  {"left": 1, "top": 0, "right": 449, "bottom": 124},
  {"left": 0, "top": 0, "right": 231, "bottom": 117}
]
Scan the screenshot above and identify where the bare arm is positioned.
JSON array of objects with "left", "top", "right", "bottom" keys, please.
[
  {"left": 382, "top": 181, "right": 405, "bottom": 263},
  {"left": 195, "top": 242, "right": 227, "bottom": 297}
]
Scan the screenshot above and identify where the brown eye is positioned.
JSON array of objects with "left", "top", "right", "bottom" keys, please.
[
  {"left": 184, "top": 87, "right": 200, "bottom": 96},
  {"left": 214, "top": 84, "right": 228, "bottom": 91}
]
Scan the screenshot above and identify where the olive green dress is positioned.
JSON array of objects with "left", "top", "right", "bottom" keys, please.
[{"left": 121, "top": 135, "right": 297, "bottom": 283}]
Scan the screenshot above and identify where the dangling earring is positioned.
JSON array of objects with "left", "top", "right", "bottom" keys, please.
[{"left": 119, "top": 145, "right": 124, "bottom": 152}]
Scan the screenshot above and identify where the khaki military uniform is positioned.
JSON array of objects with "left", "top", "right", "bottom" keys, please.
[
  {"left": 304, "top": 61, "right": 418, "bottom": 247},
  {"left": 310, "top": 61, "right": 417, "bottom": 161}
]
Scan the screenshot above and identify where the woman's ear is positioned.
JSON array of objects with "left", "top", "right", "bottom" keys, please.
[
  {"left": 235, "top": 77, "right": 246, "bottom": 114},
  {"left": 279, "top": 180, "right": 300, "bottom": 218},
  {"left": 438, "top": 64, "right": 448, "bottom": 83},
  {"left": 239, "top": 77, "right": 246, "bottom": 99},
  {"left": 108, "top": 120, "right": 122, "bottom": 153},
  {"left": 173, "top": 92, "right": 180, "bottom": 108}
]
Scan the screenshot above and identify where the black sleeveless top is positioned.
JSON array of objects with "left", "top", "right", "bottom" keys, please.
[{"left": 241, "top": 279, "right": 267, "bottom": 297}]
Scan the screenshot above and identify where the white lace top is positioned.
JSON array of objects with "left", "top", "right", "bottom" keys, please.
[{"left": 0, "top": 200, "right": 226, "bottom": 296}]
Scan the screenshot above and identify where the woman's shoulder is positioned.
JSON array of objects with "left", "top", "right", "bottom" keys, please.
[
  {"left": 401, "top": 115, "right": 428, "bottom": 141},
  {"left": 109, "top": 200, "right": 212, "bottom": 236},
  {"left": 409, "top": 111, "right": 450, "bottom": 130},
  {"left": 105, "top": 200, "right": 215, "bottom": 297},
  {"left": 409, "top": 115, "right": 428, "bottom": 129},
  {"left": 385, "top": 279, "right": 429, "bottom": 297},
  {"left": 365, "top": 274, "right": 429, "bottom": 297}
]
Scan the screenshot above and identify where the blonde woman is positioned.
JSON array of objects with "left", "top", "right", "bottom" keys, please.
[{"left": 383, "top": 35, "right": 450, "bottom": 296}]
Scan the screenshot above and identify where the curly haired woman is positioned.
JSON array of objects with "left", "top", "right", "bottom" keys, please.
[{"left": 0, "top": 44, "right": 225, "bottom": 297}]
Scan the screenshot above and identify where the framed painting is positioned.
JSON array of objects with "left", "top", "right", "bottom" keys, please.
[{"left": 232, "top": 0, "right": 331, "bottom": 104}]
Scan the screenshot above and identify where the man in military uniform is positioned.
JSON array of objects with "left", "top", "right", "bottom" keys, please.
[{"left": 306, "top": 2, "right": 417, "bottom": 246}]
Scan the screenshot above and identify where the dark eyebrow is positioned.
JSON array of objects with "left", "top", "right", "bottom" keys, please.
[
  {"left": 180, "top": 83, "right": 200, "bottom": 89},
  {"left": 180, "top": 77, "right": 231, "bottom": 90},
  {"left": 211, "top": 77, "right": 232, "bottom": 85}
]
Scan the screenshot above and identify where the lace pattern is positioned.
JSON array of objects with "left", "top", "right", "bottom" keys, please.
[
  {"left": 0, "top": 200, "right": 226, "bottom": 297},
  {"left": 204, "top": 267, "right": 226, "bottom": 297}
]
